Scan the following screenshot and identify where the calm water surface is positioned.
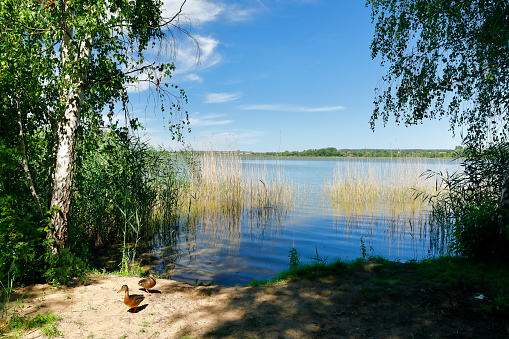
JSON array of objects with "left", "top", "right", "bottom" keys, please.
[{"left": 144, "top": 157, "right": 459, "bottom": 285}]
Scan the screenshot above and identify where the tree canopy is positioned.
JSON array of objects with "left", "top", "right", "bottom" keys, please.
[
  {"left": 368, "top": 0, "right": 509, "bottom": 145},
  {"left": 0, "top": 0, "right": 192, "bottom": 254}
]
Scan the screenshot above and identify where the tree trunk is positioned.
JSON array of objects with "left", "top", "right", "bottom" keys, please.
[
  {"left": 499, "top": 169, "right": 509, "bottom": 231},
  {"left": 17, "top": 95, "right": 43, "bottom": 219},
  {"left": 47, "top": 27, "right": 92, "bottom": 255}
]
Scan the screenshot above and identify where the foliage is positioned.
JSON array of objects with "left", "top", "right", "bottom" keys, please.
[
  {"left": 43, "top": 248, "right": 89, "bottom": 285},
  {"left": 74, "top": 131, "right": 183, "bottom": 240},
  {"left": 249, "top": 148, "right": 459, "bottom": 158},
  {"left": 368, "top": 0, "right": 509, "bottom": 144},
  {"left": 0, "top": 143, "right": 47, "bottom": 285},
  {"left": 0, "top": 311, "right": 61, "bottom": 338},
  {"left": 450, "top": 198, "right": 508, "bottom": 259},
  {"left": 0, "top": 0, "right": 192, "bottom": 282},
  {"left": 421, "top": 142, "right": 509, "bottom": 258},
  {"left": 288, "top": 248, "right": 301, "bottom": 271}
]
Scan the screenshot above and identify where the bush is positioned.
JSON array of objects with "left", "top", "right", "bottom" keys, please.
[
  {"left": 450, "top": 198, "right": 509, "bottom": 259},
  {"left": 43, "top": 248, "right": 89, "bottom": 285},
  {"left": 0, "top": 144, "right": 46, "bottom": 286},
  {"left": 425, "top": 141, "right": 509, "bottom": 259}
]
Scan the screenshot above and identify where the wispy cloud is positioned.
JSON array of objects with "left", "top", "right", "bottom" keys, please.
[
  {"left": 159, "top": 0, "right": 265, "bottom": 83},
  {"left": 174, "top": 35, "right": 221, "bottom": 75},
  {"left": 189, "top": 113, "right": 233, "bottom": 126},
  {"left": 204, "top": 92, "right": 242, "bottom": 103},
  {"left": 216, "top": 131, "right": 266, "bottom": 145},
  {"left": 239, "top": 104, "right": 346, "bottom": 112},
  {"left": 162, "top": 0, "right": 261, "bottom": 25},
  {"left": 162, "top": 0, "right": 223, "bottom": 24},
  {"left": 185, "top": 73, "right": 203, "bottom": 82}
]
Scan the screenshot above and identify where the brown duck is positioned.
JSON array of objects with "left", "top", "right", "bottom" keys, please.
[
  {"left": 118, "top": 285, "right": 145, "bottom": 313},
  {"left": 138, "top": 273, "right": 156, "bottom": 295}
]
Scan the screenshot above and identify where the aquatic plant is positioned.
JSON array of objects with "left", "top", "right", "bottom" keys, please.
[
  {"left": 325, "top": 158, "right": 442, "bottom": 244},
  {"left": 178, "top": 145, "right": 298, "bottom": 248}
]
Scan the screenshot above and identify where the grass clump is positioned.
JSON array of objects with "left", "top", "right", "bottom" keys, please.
[
  {"left": 250, "top": 249, "right": 348, "bottom": 287},
  {"left": 1, "top": 311, "right": 61, "bottom": 338}
]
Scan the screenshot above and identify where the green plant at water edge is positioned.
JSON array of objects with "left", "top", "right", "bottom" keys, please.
[
  {"left": 360, "top": 236, "right": 367, "bottom": 259},
  {"left": 450, "top": 198, "right": 506, "bottom": 258},
  {"left": 288, "top": 248, "right": 301, "bottom": 271},
  {"left": 309, "top": 247, "right": 328, "bottom": 266},
  {"left": 43, "top": 248, "right": 89, "bottom": 285},
  {"left": 422, "top": 141, "right": 509, "bottom": 259},
  {"left": 359, "top": 236, "right": 375, "bottom": 259},
  {"left": 118, "top": 204, "right": 142, "bottom": 275}
]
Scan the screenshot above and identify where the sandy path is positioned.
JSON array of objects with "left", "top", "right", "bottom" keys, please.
[
  {"left": 12, "top": 275, "right": 238, "bottom": 338},
  {"left": 7, "top": 266, "right": 506, "bottom": 338},
  {"left": 10, "top": 274, "right": 310, "bottom": 339}
]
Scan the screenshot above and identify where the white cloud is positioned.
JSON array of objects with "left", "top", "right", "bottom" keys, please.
[
  {"left": 185, "top": 73, "right": 203, "bottom": 82},
  {"left": 162, "top": 0, "right": 261, "bottom": 25},
  {"left": 125, "top": 80, "right": 151, "bottom": 93},
  {"left": 239, "top": 104, "right": 346, "bottom": 112},
  {"left": 174, "top": 35, "right": 221, "bottom": 76},
  {"left": 216, "top": 131, "right": 265, "bottom": 145},
  {"left": 189, "top": 113, "right": 233, "bottom": 126},
  {"left": 224, "top": 5, "right": 260, "bottom": 22},
  {"left": 159, "top": 0, "right": 264, "bottom": 83},
  {"left": 204, "top": 92, "right": 242, "bottom": 104},
  {"left": 162, "top": 0, "right": 223, "bottom": 25}
]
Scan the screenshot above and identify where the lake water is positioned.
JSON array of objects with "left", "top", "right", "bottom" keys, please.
[{"left": 143, "top": 157, "right": 460, "bottom": 286}]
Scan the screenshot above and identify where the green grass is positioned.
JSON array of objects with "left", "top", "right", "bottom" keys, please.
[
  {"left": 1, "top": 311, "right": 61, "bottom": 338},
  {"left": 249, "top": 251, "right": 509, "bottom": 318},
  {"left": 249, "top": 259, "right": 349, "bottom": 287}
]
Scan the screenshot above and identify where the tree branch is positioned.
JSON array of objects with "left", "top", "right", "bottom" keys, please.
[{"left": 16, "top": 94, "right": 44, "bottom": 219}]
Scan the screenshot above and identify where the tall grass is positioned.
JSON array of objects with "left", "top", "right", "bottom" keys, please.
[
  {"left": 72, "top": 126, "right": 186, "bottom": 276},
  {"left": 325, "top": 158, "right": 441, "bottom": 241},
  {"left": 178, "top": 147, "right": 298, "bottom": 251}
]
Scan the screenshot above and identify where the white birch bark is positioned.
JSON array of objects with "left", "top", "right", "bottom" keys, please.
[{"left": 48, "top": 24, "right": 92, "bottom": 254}]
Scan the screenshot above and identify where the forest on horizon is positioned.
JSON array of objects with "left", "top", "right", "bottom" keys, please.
[{"left": 235, "top": 146, "right": 463, "bottom": 158}]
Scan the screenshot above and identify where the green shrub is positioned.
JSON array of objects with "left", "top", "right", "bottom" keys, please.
[
  {"left": 43, "top": 248, "right": 89, "bottom": 285},
  {"left": 288, "top": 248, "right": 301, "bottom": 271},
  {"left": 451, "top": 198, "right": 509, "bottom": 259},
  {"left": 424, "top": 141, "right": 509, "bottom": 259}
]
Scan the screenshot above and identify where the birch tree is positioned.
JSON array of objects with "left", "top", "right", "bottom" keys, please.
[
  {"left": 367, "top": 0, "right": 509, "bottom": 229},
  {"left": 0, "top": 0, "right": 192, "bottom": 254}
]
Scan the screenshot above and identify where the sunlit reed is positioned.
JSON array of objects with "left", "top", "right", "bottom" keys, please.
[
  {"left": 325, "top": 158, "right": 439, "bottom": 241},
  {"left": 178, "top": 147, "right": 298, "bottom": 252}
]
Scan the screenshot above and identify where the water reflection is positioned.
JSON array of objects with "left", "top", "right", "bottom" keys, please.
[{"left": 134, "top": 157, "right": 459, "bottom": 285}]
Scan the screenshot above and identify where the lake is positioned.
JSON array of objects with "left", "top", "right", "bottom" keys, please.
[{"left": 142, "top": 157, "right": 460, "bottom": 286}]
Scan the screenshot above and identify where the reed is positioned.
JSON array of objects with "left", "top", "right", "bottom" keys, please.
[
  {"left": 178, "top": 146, "right": 298, "bottom": 250},
  {"left": 325, "top": 158, "right": 439, "bottom": 237}
]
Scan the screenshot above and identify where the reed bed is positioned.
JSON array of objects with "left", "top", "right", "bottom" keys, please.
[
  {"left": 178, "top": 148, "right": 298, "bottom": 252},
  {"left": 325, "top": 158, "right": 440, "bottom": 240}
]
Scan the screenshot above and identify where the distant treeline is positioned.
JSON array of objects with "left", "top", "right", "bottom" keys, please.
[{"left": 240, "top": 147, "right": 463, "bottom": 158}]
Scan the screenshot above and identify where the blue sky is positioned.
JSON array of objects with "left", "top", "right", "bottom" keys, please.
[{"left": 127, "top": 0, "right": 462, "bottom": 152}]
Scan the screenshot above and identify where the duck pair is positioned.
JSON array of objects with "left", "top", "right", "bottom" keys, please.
[{"left": 118, "top": 274, "right": 156, "bottom": 313}]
